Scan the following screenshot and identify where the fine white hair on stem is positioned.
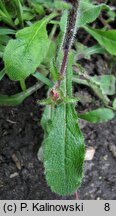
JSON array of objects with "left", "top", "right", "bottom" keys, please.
[
  {"left": 62, "top": 0, "right": 80, "bottom": 51},
  {"left": 56, "top": 0, "right": 80, "bottom": 88}
]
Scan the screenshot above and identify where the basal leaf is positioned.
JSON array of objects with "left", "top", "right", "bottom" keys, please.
[
  {"left": 42, "top": 53, "right": 85, "bottom": 195},
  {"left": 0, "top": 1, "right": 15, "bottom": 28},
  {"left": 78, "top": 2, "right": 109, "bottom": 27},
  {"left": 84, "top": 26, "right": 116, "bottom": 55},
  {"left": 113, "top": 98, "right": 116, "bottom": 110},
  {"left": 75, "top": 43, "right": 105, "bottom": 60},
  {"left": 33, "top": 71, "right": 53, "bottom": 87},
  {"left": 72, "top": 66, "right": 110, "bottom": 105},
  {"left": 3, "top": 13, "right": 56, "bottom": 81},
  {"left": 0, "top": 28, "right": 16, "bottom": 35},
  {"left": 79, "top": 108, "right": 114, "bottom": 123},
  {"left": 37, "top": 0, "right": 71, "bottom": 10},
  {"left": 0, "top": 35, "right": 10, "bottom": 44},
  {"left": 0, "top": 81, "right": 43, "bottom": 106},
  {"left": 32, "top": 3, "right": 45, "bottom": 16},
  {"left": 0, "top": 68, "right": 5, "bottom": 80},
  {"left": 12, "top": 0, "right": 24, "bottom": 27},
  {"left": 92, "top": 75, "right": 116, "bottom": 96}
]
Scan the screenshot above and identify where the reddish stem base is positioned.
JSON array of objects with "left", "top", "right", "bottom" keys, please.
[{"left": 73, "top": 191, "right": 79, "bottom": 200}]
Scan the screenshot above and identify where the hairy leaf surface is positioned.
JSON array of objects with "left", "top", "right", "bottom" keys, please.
[
  {"left": 78, "top": 2, "right": 109, "bottom": 27},
  {"left": 42, "top": 53, "right": 85, "bottom": 195},
  {"left": 79, "top": 108, "right": 114, "bottom": 123},
  {"left": 84, "top": 26, "right": 116, "bottom": 55},
  {"left": 3, "top": 14, "right": 55, "bottom": 80}
]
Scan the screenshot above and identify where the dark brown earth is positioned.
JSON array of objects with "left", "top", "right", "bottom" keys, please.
[{"left": 0, "top": 53, "right": 116, "bottom": 200}]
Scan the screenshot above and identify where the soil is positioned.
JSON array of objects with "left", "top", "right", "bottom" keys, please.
[{"left": 0, "top": 52, "right": 116, "bottom": 200}]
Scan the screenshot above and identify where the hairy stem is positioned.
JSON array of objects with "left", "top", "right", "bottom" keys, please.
[{"left": 56, "top": 0, "right": 79, "bottom": 88}]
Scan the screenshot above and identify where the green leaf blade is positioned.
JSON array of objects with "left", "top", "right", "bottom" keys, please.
[
  {"left": 33, "top": 71, "right": 53, "bottom": 87},
  {"left": 0, "top": 81, "right": 42, "bottom": 106},
  {"left": 92, "top": 75, "right": 116, "bottom": 96},
  {"left": 3, "top": 14, "right": 56, "bottom": 81},
  {"left": 79, "top": 108, "right": 114, "bottom": 123},
  {"left": 44, "top": 103, "right": 85, "bottom": 195},
  {"left": 78, "top": 2, "right": 110, "bottom": 27},
  {"left": 0, "top": 28, "right": 16, "bottom": 35},
  {"left": 113, "top": 98, "right": 116, "bottom": 110},
  {"left": 84, "top": 27, "right": 116, "bottom": 55},
  {"left": 42, "top": 52, "right": 85, "bottom": 195},
  {"left": 0, "top": 68, "right": 5, "bottom": 80}
]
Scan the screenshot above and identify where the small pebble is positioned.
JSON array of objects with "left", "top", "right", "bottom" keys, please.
[
  {"left": 10, "top": 172, "right": 19, "bottom": 178},
  {"left": 85, "top": 147, "right": 95, "bottom": 161},
  {"left": 109, "top": 144, "right": 116, "bottom": 158}
]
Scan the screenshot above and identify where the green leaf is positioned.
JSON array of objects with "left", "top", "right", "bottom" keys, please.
[
  {"left": 37, "top": 98, "right": 53, "bottom": 106},
  {"left": 44, "top": 104, "right": 85, "bottom": 195},
  {"left": 43, "top": 40, "right": 56, "bottom": 64},
  {"left": 33, "top": 71, "right": 53, "bottom": 87},
  {"left": 31, "top": 3, "right": 45, "bottom": 15},
  {"left": 73, "top": 66, "right": 110, "bottom": 105},
  {"left": 31, "top": 0, "right": 71, "bottom": 10},
  {"left": 0, "top": 45, "right": 5, "bottom": 57},
  {"left": 52, "top": 1, "right": 71, "bottom": 10},
  {"left": 79, "top": 108, "right": 114, "bottom": 123},
  {"left": 78, "top": 2, "right": 110, "bottom": 27},
  {"left": 0, "top": 1, "right": 15, "bottom": 28},
  {"left": 42, "top": 52, "right": 85, "bottom": 195},
  {"left": 0, "top": 28, "right": 16, "bottom": 35},
  {"left": 0, "top": 81, "right": 43, "bottom": 106},
  {"left": 84, "top": 26, "right": 116, "bottom": 56},
  {"left": 50, "top": 59, "right": 60, "bottom": 81},
  {"left": 20, "top": 79, "right": 26, "bottom": 92},
  {"left": 92, "top": 75, "right": 116, "bottom": 96},
  {"left": 113, "top": 98, "right": 116, "bottom": 110},
  {"left": 0, "top": 35, "right": 10, "bottom": 44},
  {"left": 60, "top": 10, "right": 68, "bottom": 33},
  {"left": 15, "top": 11, "right": 34, "bottom": 25},
  {"left": 0, "top": 68, "right": 5, "bottom": 80},
  {"left": 63, "top": 97, "right": 79, "bottom": 104},
  {"left": 3, "top": 13, "right": 57, "bottom": 81},
  {"left": 75, "top": 43, "right": 105, "bottom": 60},
  {"left": 12, "top": 0, "right": 24, "bottom": 27},
  {"left": 40, "top": 105, "right": 52, "bottom": 134},
  {"left": 43, "top": 0, "right": 71, "bottom": 10}
]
